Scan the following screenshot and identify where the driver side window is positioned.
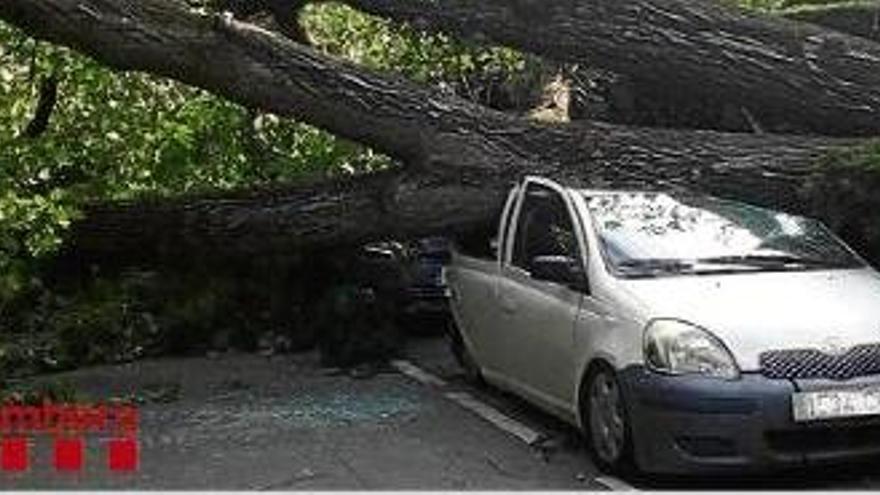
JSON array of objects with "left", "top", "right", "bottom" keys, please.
[{"left": 511, "top": 184, "right": 579, "bottom": 271}]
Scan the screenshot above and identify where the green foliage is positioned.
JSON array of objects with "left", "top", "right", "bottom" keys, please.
[
  {"left": 798, "top": 141, "right": 880, "bottom": 270},
  {"left": 0, "top": 189, "right": 78, "bottom": 298},
  {"left": 820, "top": 140, "right": 880, "bottom": 172},
  {"left": 48, "top": 276, "right": 159, "bottom": 367},
  {"left": 0, "top": 4, "right": 529, "bottom": 308},
  {"left": 0, "top": 2, "right": 530, "bottom": 372},
  {"left": 0, "top": 380, "right": 81, "bottom": 405},
  {"left": 302, "top": 3, "right": 525, "bottom": 87},
  {"left": 1, "top": 274, "right": 156, "bottom": 375},
  {"left": 0, "top": 265, "right": 308, "bottom": 376},
  {"left": 0, "top": 21, "right": 392, "bottom": 202},
  {"left": 733, "top": 0, "right": 787, "bottom": 10},
  {"left": 778, "top": 0, "right": 880, "bottom": 15},
  {"left": 0, "top": 25, "right": 357, "bottom": 302}
]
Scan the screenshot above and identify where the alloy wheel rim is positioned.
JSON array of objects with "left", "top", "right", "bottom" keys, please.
[{"left": 589, "top": 371, "right": 625, "bottom": 464}]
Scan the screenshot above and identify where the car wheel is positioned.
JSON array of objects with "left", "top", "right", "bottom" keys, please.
[
  {"left": 583, "top": 366, "right": 634, "bottom": 473},
  {"left": 446, "top": 318, "right": 483, "bottom": 384}
]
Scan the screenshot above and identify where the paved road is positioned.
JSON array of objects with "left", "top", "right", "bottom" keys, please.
[
  {"left": 1, "top": 339, "right": 598, "bottom": 490},
  {"left": 5, "top": 334, "right": 880, "bottom": 490},
  {"left": 403, "top": 335, "right": 880, "bottom": 491}
]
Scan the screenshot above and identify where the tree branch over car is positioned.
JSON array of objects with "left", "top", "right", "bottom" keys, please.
[
  {"left": 2, "top": 0, "right": 880, "bottom": 263},
  {"left": 331, "top": 0, "right": 880, "bottom": 136}
]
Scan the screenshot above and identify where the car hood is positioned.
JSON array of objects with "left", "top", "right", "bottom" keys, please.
[{"left": 618, "top": 268, "right": 880, "bottom": 371}]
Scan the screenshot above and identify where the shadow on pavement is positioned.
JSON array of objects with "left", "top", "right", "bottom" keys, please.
[{"left": 626, "top": 457, "right": 880, "bottom": 490}]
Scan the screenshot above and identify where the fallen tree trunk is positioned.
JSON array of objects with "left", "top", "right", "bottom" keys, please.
[
  {"left": 67, "top": 171, "right": 508, "bottom": 260},
  {"left": 6, "top": 0, "right": 880, "bottom": 157},
  {"left": 556, "top": 2, "right": 880, "bottom": 133},
  {"left": 69, "top": 153, "right": 880, "bottom": 265},
  {"left": 0, "top": 0, "right": 858, "bottom": 180},
  {"left": 69, "top": 133, "right": 880, "bottom": 266},
  {"left": 4, "top": 0, "right": 879, "bottom": 261},
  {"left": 333, "top": 0, "right": 880, "bottom": 137},
  {"left": 216, "top": 0, "right": 880, "bottom": 134}
]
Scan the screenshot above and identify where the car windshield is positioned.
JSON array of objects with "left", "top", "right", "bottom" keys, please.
[{"left": 583, "top": 192, "right": 865, "bottom": 278}]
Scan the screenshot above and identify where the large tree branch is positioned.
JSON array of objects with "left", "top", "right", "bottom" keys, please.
[
  {"left": 21, "top": 73, "right": 59, "bottom": 138},
  {"left": 69, "top": 155, "right": 880, "bottom": 265},
  {"left": 0, "top": 0, "right": 856, "bottom": 190},
  {"left": 206, "top": 0, "right": 880, "bottom": 133},
  {"left": 331, "top": 0, "right": 880, "bottom": 137},
  {"left": 67, "top": 170, "right": 508, "bottom": 260},
  {"left": 4, "top": 0, "right": 880, "bottom": 262}
]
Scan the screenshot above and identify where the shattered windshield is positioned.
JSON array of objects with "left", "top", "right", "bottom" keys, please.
[{"left": 583, "top": 192, "right": 865, "bottom": 278}]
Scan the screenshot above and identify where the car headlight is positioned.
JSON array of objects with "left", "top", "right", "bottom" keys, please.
[{"left": 643, "top": 319, "right": 740, "bottom": 380}]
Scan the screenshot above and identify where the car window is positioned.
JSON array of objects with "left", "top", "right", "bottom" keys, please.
[
  {"left": 584, "top": 191, "right": 865, "bottom": 277},
  {"left": 511, "top": 184, "right": 579, "bottom": 271}
]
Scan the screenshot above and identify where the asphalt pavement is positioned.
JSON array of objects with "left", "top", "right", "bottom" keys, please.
[
  {"left": 1, "top": 338, "right": 597, "bottom": 490},
  {"left": 4, "top": 334, "right": 880, "bottom": 490}
]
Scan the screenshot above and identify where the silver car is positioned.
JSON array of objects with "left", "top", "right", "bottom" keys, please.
[{"left": 444, "top": 176, "right": 880, "bottom": 474}]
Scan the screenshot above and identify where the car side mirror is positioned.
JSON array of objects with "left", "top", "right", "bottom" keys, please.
[{"left": 529, "top": 255, "right": 589, "bottom": 293}]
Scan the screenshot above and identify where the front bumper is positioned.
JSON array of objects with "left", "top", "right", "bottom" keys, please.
[
  {"left": 619, "top": 366, "right": 880, "bottom": 474},
  {"left": 402, "top": 287, "right": 450, "bottom": 316}
]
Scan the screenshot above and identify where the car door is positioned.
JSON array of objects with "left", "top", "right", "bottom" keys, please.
[
  {"left": 495, "top": 180, "right": 586, "bottom": 410},
  {"left": 448, "top": 185, "right": 519, "bottom": 375}
]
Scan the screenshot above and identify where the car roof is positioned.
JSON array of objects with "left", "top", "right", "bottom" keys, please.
[
  {"left": 576, "top": 188, "right": 705, "bottom": 198},
  {"left": 575, "top": 188, "right": 767, "bottom": 211},
  {"left": 520, "top": 176, "right": 727, "bottom": 203},
  {"left": 578, "top": 188, "right": 667, "bottom": 195}
]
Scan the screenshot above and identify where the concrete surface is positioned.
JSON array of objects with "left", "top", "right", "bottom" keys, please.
[
  {"left": 0, "top": 340, "right": 598, "bottom": 490},
  {"left": 4, "top": 334, "right": 880, "bottom": 490}
]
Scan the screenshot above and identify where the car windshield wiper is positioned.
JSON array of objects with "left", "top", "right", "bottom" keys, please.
[
  {"left": 616, "top": 259, "right": 696, "bottom": 276},
  {"left": 698, "top": 254, "right": 843, "bottom": 268},
  {"left": 616, "top": 258, "right": 774, "bottom": 278}
]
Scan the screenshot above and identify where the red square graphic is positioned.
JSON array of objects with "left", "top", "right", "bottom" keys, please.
[
  {"left": 1, "top": 437, "right": 29, "bottom": 471},
  {"left": 108, "top": 438, "right": 138, "bottom": 471},
  {"left": 54, "top": 437, "right": 84, "bottom": 471}
]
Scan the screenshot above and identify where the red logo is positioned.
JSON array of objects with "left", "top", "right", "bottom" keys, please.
[
  {"left": 0, "top": 402, "right": 139, "bottom": 473},
  {"left": 53, "top": 437, "right": 84, "bottom": 471},
  {"left": 1, "top": 437, "right": 28, "bottom": 471}
]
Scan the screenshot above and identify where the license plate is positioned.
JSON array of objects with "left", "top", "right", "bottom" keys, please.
[{"left": 792, "top": 387, "right": 880, "bottom": 422}]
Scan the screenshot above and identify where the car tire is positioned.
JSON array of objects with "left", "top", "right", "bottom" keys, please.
[
  {"left": 446, "top": 318, "right": 483, "bottom": 384},
  {"left": 582, "top": 365, "right": 635, "bottom": 474}
]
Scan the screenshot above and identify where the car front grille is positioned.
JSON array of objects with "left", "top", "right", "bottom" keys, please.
[{"left": 760, "top": 344, "right": 880, "bottom": 380}]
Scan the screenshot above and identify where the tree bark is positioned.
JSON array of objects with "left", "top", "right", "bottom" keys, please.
[
  {"left": 783, "top": 3, "right": 880, "bottom": 42},
  {"left": 0, "top": 0, "right": 858, "bottom": 181},
  {"left": 331, "top": 0, "right": 880, "bottom": 137},
  {"left": 68, "top": 151, "right": 880, "bottom": 266},
  {"left": 5, "top": 0, "right": 880, "bottom": 263},
  {"left": 67, "top": 170, "right": 508, "bottom": 260},
  {"left": 21, "top": 73, "right": 59, "bottom": 138},
  {"left": 4, "top": 0, "right": 879, "bottom": 260},
  {"left": 206, "top": 0, "right": 880, "bottom": 133}
]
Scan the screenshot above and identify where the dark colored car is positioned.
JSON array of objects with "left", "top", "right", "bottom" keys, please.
[
  {"left": 356, "top": 238, "right": 451, "bottom": 331},
  {"left": 402, "top": 237, "right": 451, "bottom": 322}
]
